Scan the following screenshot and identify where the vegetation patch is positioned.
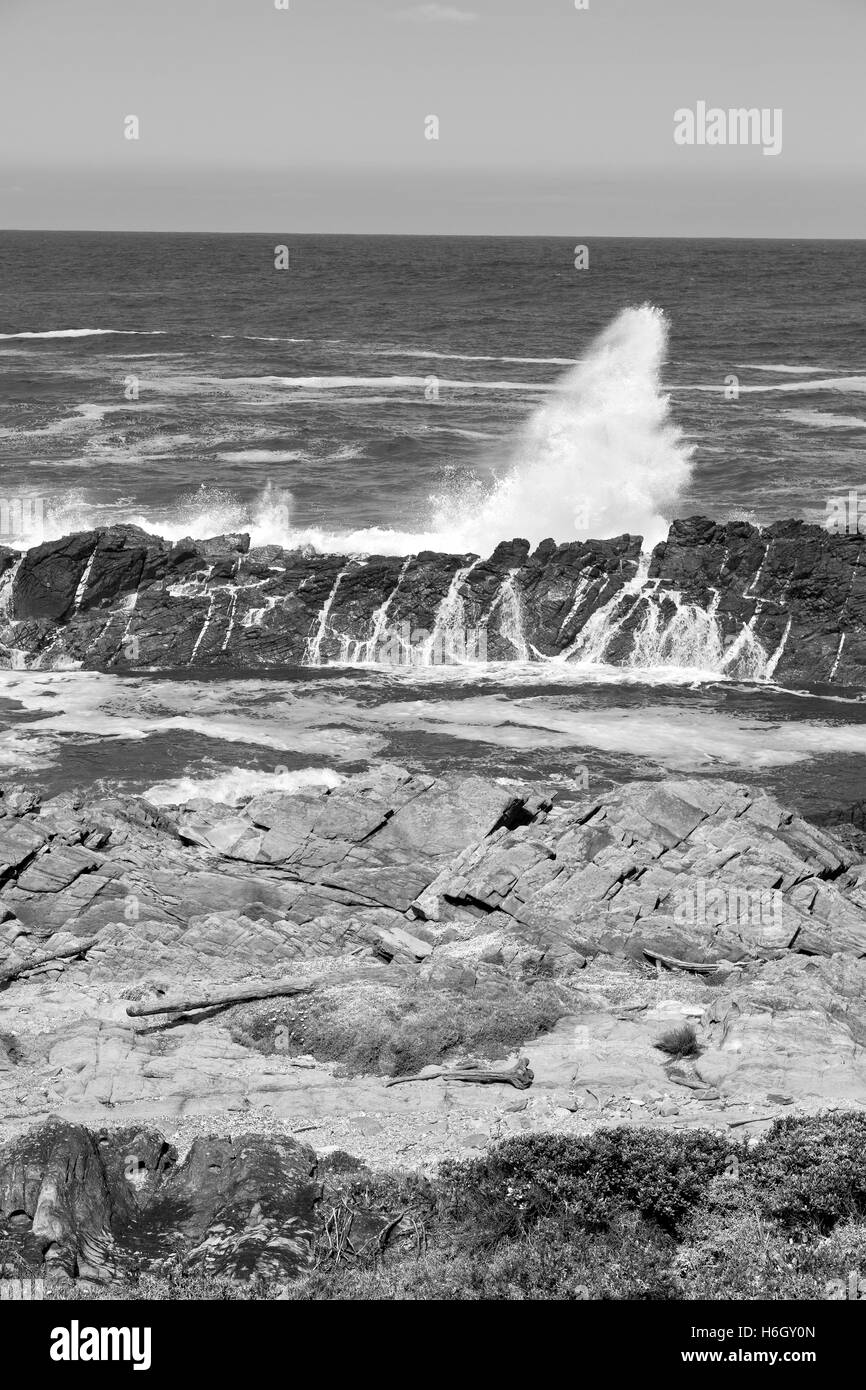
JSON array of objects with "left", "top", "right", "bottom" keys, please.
[
  {"left": 43, "top": 1112, "right": 866, "bottom": 1300},
  {"left": 227, "top": 977, "right": 568, "bottom": 1076},
  {"left": 654, "top": 1024, "right": 701, "bottom": 1060}
]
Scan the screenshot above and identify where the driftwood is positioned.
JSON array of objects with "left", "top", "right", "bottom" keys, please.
[
  {"left": 386, "top": 1058, "right": 534, "bottom": 1090},
  {"left": 126, "top": 979, "right": 315, "bottom": 1017},
  {"left": 643, "top": 949, "right": 739, "bottom": 976},
  {"left": 0, "top": 937, "right": 100, "bottom": 986},
  {"left": 126, "top": 964, "right": 407, "bottom": 1019},
  {"left": 727, "top": 1114, "right": 777, "bottom": 1129}
]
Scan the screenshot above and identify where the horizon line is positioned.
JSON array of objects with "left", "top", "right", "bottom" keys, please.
[{"left": 2, "top": 228, "right": 865, "bottom": 242}]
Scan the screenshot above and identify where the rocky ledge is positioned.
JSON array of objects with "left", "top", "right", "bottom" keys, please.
[
  {"left": 0, "top": 516, "right": 863, "bottom": 683},
  {"left": 1, "top": 767, "right": 866, "bottom": 1283}
]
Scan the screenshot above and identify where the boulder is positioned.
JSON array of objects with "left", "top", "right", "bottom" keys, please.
[{"left": 0, "top": 1119, "right": 318, "bottom": 1284}]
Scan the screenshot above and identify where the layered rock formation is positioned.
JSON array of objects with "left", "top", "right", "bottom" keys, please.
[
  {"left": 0, "top": 768, "right": 864, "bottom": 1106},
  {"left": 3, "top": 768, "right": 866, "bottom": 1283},
  {"left": 1, "top": 767, "right": 865, "bottom": 977},
  {"left": 0, "top": 516, "right": 862, "bottom": 684}
]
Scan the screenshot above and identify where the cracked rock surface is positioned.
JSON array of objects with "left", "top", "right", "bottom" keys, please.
[{"left": 2, "top": 765, "right": 866, "bottom": 1281}]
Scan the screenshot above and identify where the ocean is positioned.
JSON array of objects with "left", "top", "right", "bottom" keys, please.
[
  {"left": 2, "top": 233, "right": 865, "bottom": 547},
  {"left": 1, "top": 232, "right": 865, "bottom": 817}
]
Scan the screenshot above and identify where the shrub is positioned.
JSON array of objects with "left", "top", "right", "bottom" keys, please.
[
  {"left": 749, "top": 1112, "right": 866, "bottom": 1233},
  {"left": 317, "top": 1150, "right": 369, "bottom": 1179},
  {"left": 286, "top": 1213, "right": 680, "bottom": 1301},
  {"left": 654, "top": 1025, "right": 700, "bottom": 1060},
  {"left": 439, "top": 1128, "right": 734, "bottom": 1236}
]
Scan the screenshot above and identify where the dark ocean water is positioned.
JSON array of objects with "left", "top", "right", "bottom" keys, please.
[{"left": 1, "top": 233, "right": 864, "bottom": 550}]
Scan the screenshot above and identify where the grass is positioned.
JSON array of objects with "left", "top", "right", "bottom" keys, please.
[
  {"left": 227, "top": 977, "right": 568, "bottom": 1076},
  {"left": 20, "top": 1112, "right": 866, "bottom": 1301},
  {"left": 654, "top": 1024, "right": 701, "bottom": 1060}
]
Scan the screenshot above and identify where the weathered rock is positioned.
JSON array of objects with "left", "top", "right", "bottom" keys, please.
[
  {"left": 0, "top": 1118, "right": 318, "bottom": 1283},
  {"left": 0, "top": 819, "right": 48, "bottom": 879},
  {"left": 0, "top": 769, "right": 864, "bottom": 981},
  {"left": 430, "top": 777, "right": 866, "bottom": 963}
]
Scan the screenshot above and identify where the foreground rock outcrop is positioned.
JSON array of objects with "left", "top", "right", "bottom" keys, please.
[
  {"left": 0, "top": 516, "right": 864, "bottom": 684},
  {"left": 1, "top": 766, "right": 865, "bottom": 980},
  {"left": 0, "top": 1118, "right": 318, "bottom": 1284},
  {"left": 0, "top": 766, "right": 865, "bottom": 1144}
]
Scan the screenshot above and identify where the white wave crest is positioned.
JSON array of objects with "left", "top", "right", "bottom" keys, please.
[
  {"left": 226, "top": 374, "right": 548, "bottom": 392},
  {"left": 216, "top": 450, "right": 306, "bottom": 463},
  {"left": 0, "top": 328, "right": 165, "bottom": 340},
  {"left": 678, "top": 376, "right": 866, "bottom": 396},
  {"left": 374, "top": 348, "right": 580, "bottom": 365},
  {"left": 736, "top": 363, "right": 835, "bottom": 374},
  {"left": 783, "top": 409, "right": 866, "bottom": 430}
]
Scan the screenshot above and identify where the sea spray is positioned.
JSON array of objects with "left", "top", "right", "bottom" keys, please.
[
  {"left": 16, "top": 306, "right": 691, "bottom": 557},
  {"left": 258, "top": 305, "right": 689, "bottom": 553},
  {"left": 427, "top": 305, "right": 693, "bottom": 553}
]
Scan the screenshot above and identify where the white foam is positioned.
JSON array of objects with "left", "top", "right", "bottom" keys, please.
[
  {"left": 123, "top": 482, "right": 297, "bottom": 548},
  {"left": 5, "top": 672, "right": 866, "bottom": 781},
  {"left": 422, "top": 305, "right": 691, "bottom": 553},
  {"left": 219, "top": 335, "right": 310, "bottom": 344},
  {"left": 0, "top": 329, "right": 165, "bottom": 340},
  {"left": 0, "top": 672, "right": 384, "bottom": 763},
  {"left": 677, "top": 376, "right": 866, "bottom": 396},
  {"left": 226, "top": 374, "right": 548, "bottom": 392},
  {"left": 0, "top": 730, "right": 59, "bottom": 772},
  {"left": 216, "top": 450, "right": 306, "bottom": 463},
  {"left": 365, "top": 693, "right": 866, "bottom": 769},
  {"left": 782, "top": 409, "right": 866, "bottom": 430},
  {"left": 144, "top": 765, "right": 343, "bottom": 807},
  {"left": 374, "top": 349, "right": 580, "bottom": 366},
  {"left": 736, "top": 363, "right": 837, "bottom": 374},
  {"left": 327, "top": 444, "right": 366, "bottom": 461},
  {"left": 427, "top": 426, "right": 499, "bottom": 441}
]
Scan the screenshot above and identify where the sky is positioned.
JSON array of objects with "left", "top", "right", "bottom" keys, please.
[{"left": 0, "top": 0, "right": 863, "bottom": 235}]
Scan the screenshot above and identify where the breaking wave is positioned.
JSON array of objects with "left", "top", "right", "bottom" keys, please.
[{"left": 13, "top": 306, "right": 692, "bottom": 555}]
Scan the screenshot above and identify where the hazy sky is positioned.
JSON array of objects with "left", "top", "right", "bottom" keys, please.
[{"left": 1, "top": 0, "right": 863, "bottom": 234}]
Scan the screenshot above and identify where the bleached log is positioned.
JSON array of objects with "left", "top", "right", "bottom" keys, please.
[
  {"left": 643, "top": 948, "right": 740, "bottom": 975},
  {"left": 126, "top": 979, "right": 313, "bottom": 1017},
  {"left": 386, "top": 1057, "right": 534, "bottom": 1090},
  {"left": 0, "top": 937, "right": 100, "bottom": 986}
]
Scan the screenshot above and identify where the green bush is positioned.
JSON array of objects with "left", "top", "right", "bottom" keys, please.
[
  {"left": 749, "top": 1112, "right": 866, "bottom": 1233},
  {"left": 439, "top": 1128, "right": 734, "bottom": 1236}
]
